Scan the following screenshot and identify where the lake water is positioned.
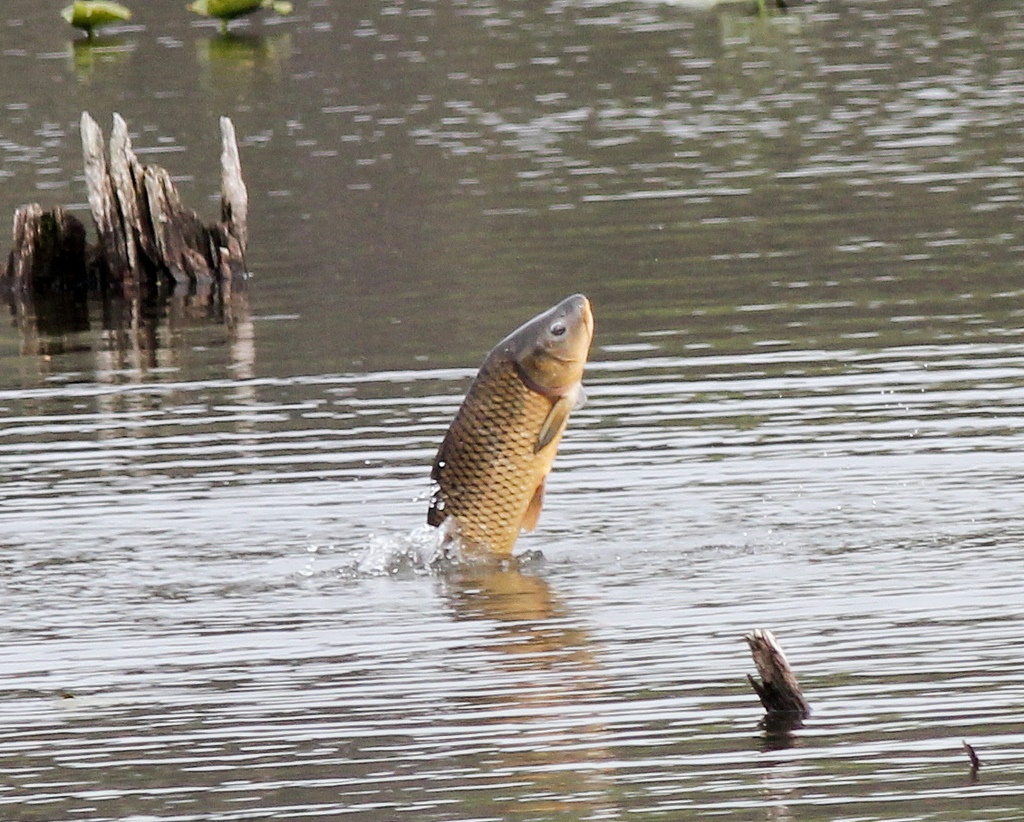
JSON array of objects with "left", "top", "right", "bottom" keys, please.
[{"left": 2, "top": 0, "right": 1024, "bottom": 819}]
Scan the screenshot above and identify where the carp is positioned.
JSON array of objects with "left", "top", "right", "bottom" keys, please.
[{"left": 428, "top": 294, "right": 594, "bottom": 555}]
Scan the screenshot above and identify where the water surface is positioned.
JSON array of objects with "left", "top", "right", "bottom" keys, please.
[{"left": 2, "top": 0, "right": 1024, "bottom": 819}]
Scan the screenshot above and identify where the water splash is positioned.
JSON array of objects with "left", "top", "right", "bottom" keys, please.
[
  {"left": 345, "top": 524, "right": 547, "bottom": 578},
  {"left": 347, "top": 524, "right": 446, "bottom": 577}
]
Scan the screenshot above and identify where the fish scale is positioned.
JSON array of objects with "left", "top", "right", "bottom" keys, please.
[
  {"left": 428, "top": 294, "right": 593, "bottom": 556},
  {"left": 429, "top": 356, "right": 559, "bottom": 554}
]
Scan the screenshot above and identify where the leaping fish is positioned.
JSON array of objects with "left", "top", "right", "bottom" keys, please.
[{"left": 428, "top": 294, "right": 594, "bottom": 555}]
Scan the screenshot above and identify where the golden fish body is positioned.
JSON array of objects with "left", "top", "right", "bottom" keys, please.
[{"left": 428, "top": 294, "right": 594, "bottom": 555}]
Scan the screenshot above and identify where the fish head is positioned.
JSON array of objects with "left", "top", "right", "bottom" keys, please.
[{"left": 504, "top": 294, "right": 594, "bottom": 395}]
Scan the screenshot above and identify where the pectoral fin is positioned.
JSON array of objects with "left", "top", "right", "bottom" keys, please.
[
  {"left": 535, "top": 394, "right": 573, "bottom": 453},
  {"left": 521, "top": 480, "right": 545, "bottom": 532}
]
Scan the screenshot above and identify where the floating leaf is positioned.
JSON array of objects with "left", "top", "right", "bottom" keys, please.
[
  {"left": 61, "top": 1, "right": 132, "bottom": 37},
  {"left": 188, "top": 0, "right": 292, "bottom": 21}
]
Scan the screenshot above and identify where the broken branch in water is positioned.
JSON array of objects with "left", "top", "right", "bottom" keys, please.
[
  {"left": 745, "top": 628, "right": 811, "bottom": 719},
  {"left": 963, "top": 740, "right": 981, "bottom": 777}
]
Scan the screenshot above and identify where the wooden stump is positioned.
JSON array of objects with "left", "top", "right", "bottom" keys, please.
[
  {"left": 220, "top": 116, "right": 248, "bottom": 252},
  {"left": 745, "top": 628, "right": 811, "bottom": 719},
  {"left": 5, "top": 205, "right": 89, "bottom": 295},
  {"left": 4, "top": 111, "right": 248, "bottom": 301}
]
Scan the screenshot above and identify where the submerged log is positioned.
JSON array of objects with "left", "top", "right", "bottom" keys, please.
[
  {"left": 4, "top": 111, "right": 248, "bottom": 301},
  {"left": 745, "top": 628, "right": 810, "bottom": 719}
]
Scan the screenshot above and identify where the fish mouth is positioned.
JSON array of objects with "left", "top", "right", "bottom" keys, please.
[{"left": 580, "top": 295, "right": 594, "bottom": 339}]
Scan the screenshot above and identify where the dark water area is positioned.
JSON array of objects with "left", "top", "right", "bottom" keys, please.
[{"left": 2, "top": 0, "right": 1024, "bottom": 819}]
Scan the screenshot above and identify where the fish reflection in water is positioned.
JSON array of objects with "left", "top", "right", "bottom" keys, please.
[{"left": 441, "top": 565, "right": 617, "bottom": 819}]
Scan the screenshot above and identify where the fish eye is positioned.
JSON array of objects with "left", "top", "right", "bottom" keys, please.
[{"left": 550, "top": 322, "right": 566, "bottom": 337}]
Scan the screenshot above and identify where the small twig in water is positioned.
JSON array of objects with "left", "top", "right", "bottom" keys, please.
[
  {"left": 745, "top": 628, "right": 810, "bottom": 719},
  {"left": 963, "top": 740, "right": 981, "bottom": 776}
]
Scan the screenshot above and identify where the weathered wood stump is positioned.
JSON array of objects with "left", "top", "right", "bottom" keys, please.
[
  {"left": 4, "top": 111, "right": 248, "bottom": 300},
  {"left": 745, "top": 628, "right": 811, "bottom": 719},
  {"left": 5, "top": 205, "right": 89, "bottom": 295}
]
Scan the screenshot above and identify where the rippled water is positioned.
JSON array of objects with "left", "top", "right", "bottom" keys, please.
[{"left": 3, "top": 0, "right": 1024, "bottom": 819}]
